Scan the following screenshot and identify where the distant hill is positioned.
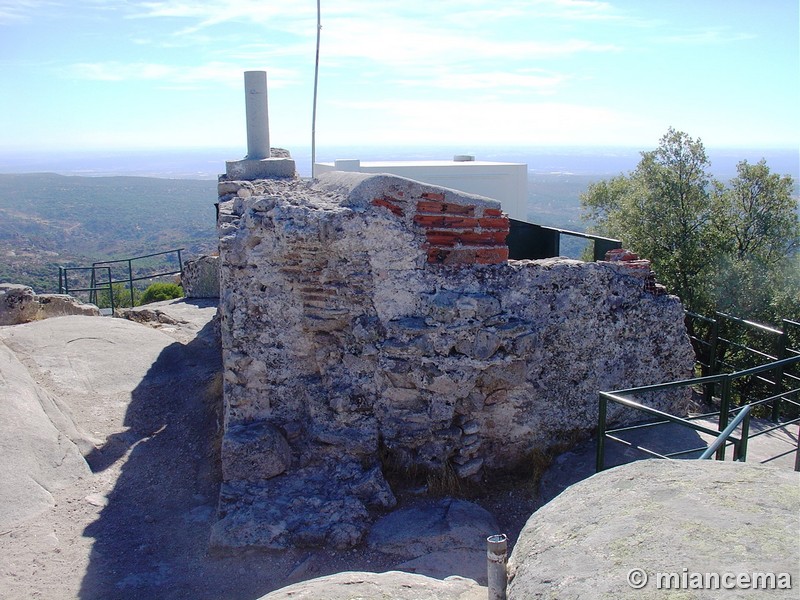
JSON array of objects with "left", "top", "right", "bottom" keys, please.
[
  {"left": 0, "top": 174, "right": 217, "bottom": 292},
  {"left": 526, "top": 173, "right": 603, "bottom": 229},
  {"left": 6, "top": 167, "right": 788, "bottom": 294},
  {"left": 1, "top": 171, "right": 603, "bottom": 293}
]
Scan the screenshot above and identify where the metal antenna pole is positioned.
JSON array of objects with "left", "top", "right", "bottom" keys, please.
[{"left": 311, "top": 0, "right": 321, "bottom": 179}]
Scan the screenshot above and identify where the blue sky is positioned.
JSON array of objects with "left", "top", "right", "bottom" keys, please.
[{"left": 0, "top": 0, "right": 798, "bottom": 155}]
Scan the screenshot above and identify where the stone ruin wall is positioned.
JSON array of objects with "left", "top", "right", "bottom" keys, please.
[{"left": 213, "top": 169, "right": 696, "bottom": 549}]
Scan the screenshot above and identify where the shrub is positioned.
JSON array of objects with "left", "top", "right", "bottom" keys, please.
[
  {"left": 95, "top": 283, "right": 139, "bottom": 309},
  {"left": 140, "top": 282, "right": 183, "bottom": 305}
]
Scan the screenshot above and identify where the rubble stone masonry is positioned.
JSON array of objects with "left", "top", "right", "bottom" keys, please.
[{"left": 213, "top": 169, "right": 695, "bottom": 550}]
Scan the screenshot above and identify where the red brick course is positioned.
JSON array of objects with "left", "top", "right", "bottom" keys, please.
[
  {"left": 414, "top": 215, "right": 481, "bottom": 229},
  {"left": 476, "top": 248, "right": 510, "bottom": 264},
  {"left": 416, "top": 200, "right": 476, "bottom": 216},
  {"left": 371, "top": 197, "right": 405, "bottom": 217},
  {"left": 372, "top": 191, "right": 510, "bottom": 266},
  {"left": 420, "top": 192, "right": 445, "bottom": 202}
]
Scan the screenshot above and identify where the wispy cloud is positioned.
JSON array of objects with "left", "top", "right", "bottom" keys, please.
[
  {"left": 660, "top": 28, "right": 757, "bottom": 45},
  {"left": 0, "top": 0, "right": 59, "bottom": 23},
  {"left": 323, "top": 97, "right": 652, "bottom": 146},
  {"left": 66, "top": 61, "right": 298, "bottom": 88},
  {"left": 319, "top": 15, "right": 618, "bottom": 68},
  {"left": 395, "top": 69, "right": 568, "bottom": 93},
  {"left": 126, "top": 1, "right": 635, "bottom": 42},
  {"left": 131, "top": 0, "right": 314, "bottom": 35}
]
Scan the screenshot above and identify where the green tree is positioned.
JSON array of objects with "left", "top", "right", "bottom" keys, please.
[
  {"left": 582, "top": 128, "right": 715, "bottom": 311},
  {"left": 581, "top": 129, "right": 799, "bottom": 322},
  {"left": 710, "top": 160, "right": 799, "bottom": 320}
]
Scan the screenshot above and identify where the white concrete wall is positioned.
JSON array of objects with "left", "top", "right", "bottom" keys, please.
[{"left": 315, "top": 158, "right": 528, "bottom": 221}]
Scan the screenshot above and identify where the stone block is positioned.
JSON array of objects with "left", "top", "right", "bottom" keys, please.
[
  {"left": 0, "top": 285, "right": 99, "bottom": 325},
  {"left": 182, "top": 255, "right": 220, "bottom": 299},
  {"left": 221, "top": 421, "right": 292, "bottom": 482},
  {"left": 367, "top": 498, "right": 499, "bottom": 557},
  {"left": 0, "top": 284, "right": 39, "bottom": 325},
  {"left": 225, "top": 157, "right": 296, "bottom": 180},
  {"left": 36, "top": 295, "right": 100, "bottom": 319}
]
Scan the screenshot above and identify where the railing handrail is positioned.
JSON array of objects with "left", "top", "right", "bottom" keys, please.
[
  {"left": 714, "top": 311, "right": 785, "bottom": 336},
  {"left": 606, "top": 372, "right": 728, "bottom": 396},
  {"left": 58, "top": 247, "right": 185, "bottom": 313},
  {"left": 599, "top": 391, "right": 724, "bottom": 438},
  {"left": 699, "top": 405, "right": 752, "bottom": 460},
  {"left": 91, "top": 248, "right": 185, "bottom": 267},
  {"left": 596, "top": 353, "right": 800, "bottom": 472},
  {"left": 507, "top": 218, "right": 622, "bottom": 262},
  {"left": 539, "top": 225, "right": 622, "bottom": 245},
  {"left": 730, "top": 354, "right": 800, "bottom": 379},
  {"left": 604, "top": 353, "right": 800, "bottom": 406}
]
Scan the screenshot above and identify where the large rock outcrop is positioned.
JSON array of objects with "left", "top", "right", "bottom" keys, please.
[
  {"left": 213, "top": 171, "right": 696, "bottom": 549},
  {"left": 0, "top": 283, "right": 100, "bottom": 325},
  {"left": 508, "top": 460, "right": 799, "bottom": 599},
  {"left": 0, "top": 340, "right": 90, "bottom": 529},
  {"left": 259, "top": 571, "right": 485, "bottom": 600}
]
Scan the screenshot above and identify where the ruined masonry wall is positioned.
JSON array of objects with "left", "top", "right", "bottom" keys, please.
[{"left": 214, "top": 171, "right": 695, "bottom": 550}]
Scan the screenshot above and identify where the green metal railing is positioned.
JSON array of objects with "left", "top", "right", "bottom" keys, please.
[
  {"left": 57, "top": 265, "right": 116, "bottom": 313},
  {"left": 596, "top": 353, "right": 800, "bottom": 472},
  {"left": 507, "top": 219, "right": 622, "bottom": 261},
  {"left": 699, "top": 405, "right": 752, "bottom": 460},
  {"left": 58, "top": 248, "right": 184, "bottom": 313},
  {"left": 685, "top": 312, "right": 800, "bottom": 421}
]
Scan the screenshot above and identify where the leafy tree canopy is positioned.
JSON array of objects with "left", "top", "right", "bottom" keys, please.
[{"left": 581, "top": 128, "right": 799, "bottom": 323}]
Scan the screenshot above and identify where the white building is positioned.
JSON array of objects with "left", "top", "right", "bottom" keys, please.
[{"left": 314, "top": 155, "right": 528, "bottom": 222}]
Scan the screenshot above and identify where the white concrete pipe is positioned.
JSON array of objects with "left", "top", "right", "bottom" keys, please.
[
  {"left": 487, "top": 533, "right": 508, "bottom": 600},
  {"left": 244, "top": 70, "right": 270, "bottom": 160}
]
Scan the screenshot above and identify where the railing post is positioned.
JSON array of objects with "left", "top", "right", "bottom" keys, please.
[
  {"left": 716, "top": 376, "right": 732, "bottom": 461},
  {"left": 177, "top": 248, "right": 184, "bottom": 277},
  {"left": 704, "top": 317, "right": 720, "bottom": 404},
  {"left": 772, "top": 323, "right": 788, "bottom": 422},
  {"left": 738, "top": 408, "right": 751, "bottom": 462},
  {"left": 593, "top": 238, "right": 622, "bottom": 262},
  {"left": 89, "top": 266, "right": 97, "bottom": 306},
  {"left": 127, "top": 259, "right": 135, "bottom": 307},
  {"left": 794, "top": 424, "right": 800, "bottom": 472},
  {"left": 596, "top": 393, "right": 608, "bottom": 472},
  {"left": 107, "top": 268, "right": 115, "bottom": 315},
  {"left": 701, "top": 405, "right": 751, "bottom": 461}
]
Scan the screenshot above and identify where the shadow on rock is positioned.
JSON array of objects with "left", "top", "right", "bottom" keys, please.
[
  {"left": 539, "top": 421, "right": 713, "bottom": 504},
  {"left": 79, "top": 318, "right": 232, "bottom": 600}
]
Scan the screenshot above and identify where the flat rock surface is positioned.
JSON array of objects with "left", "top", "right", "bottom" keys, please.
[
  {"left": 369, "top": 499, "right": 499, "bottom": 557},
  {"left": 118, "top": 297, "right": 219, "bottom": 345},
  {"left": 258, "top": 571, "right": 486, "bottom": 600},
  {"left": 368, "top": 499, "right": 500, "bottom": 584},
  {"left": 509, "top": 459, "right": 800, "bottom": 599},
  {"left": 0, "top": 341, "right": 90, "bottom": 529}
]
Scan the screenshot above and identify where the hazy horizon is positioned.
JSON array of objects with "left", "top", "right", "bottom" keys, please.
[{"left": 1, "top": 145, "right": 797, "bottom": 182}]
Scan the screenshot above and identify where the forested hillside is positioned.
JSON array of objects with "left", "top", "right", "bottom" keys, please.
[
  {"left": 0, "top": 174, "right": 217, "bottom": 292},
  {"left": 2, "top": 172, "right": 600, "bottom": 294}
]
